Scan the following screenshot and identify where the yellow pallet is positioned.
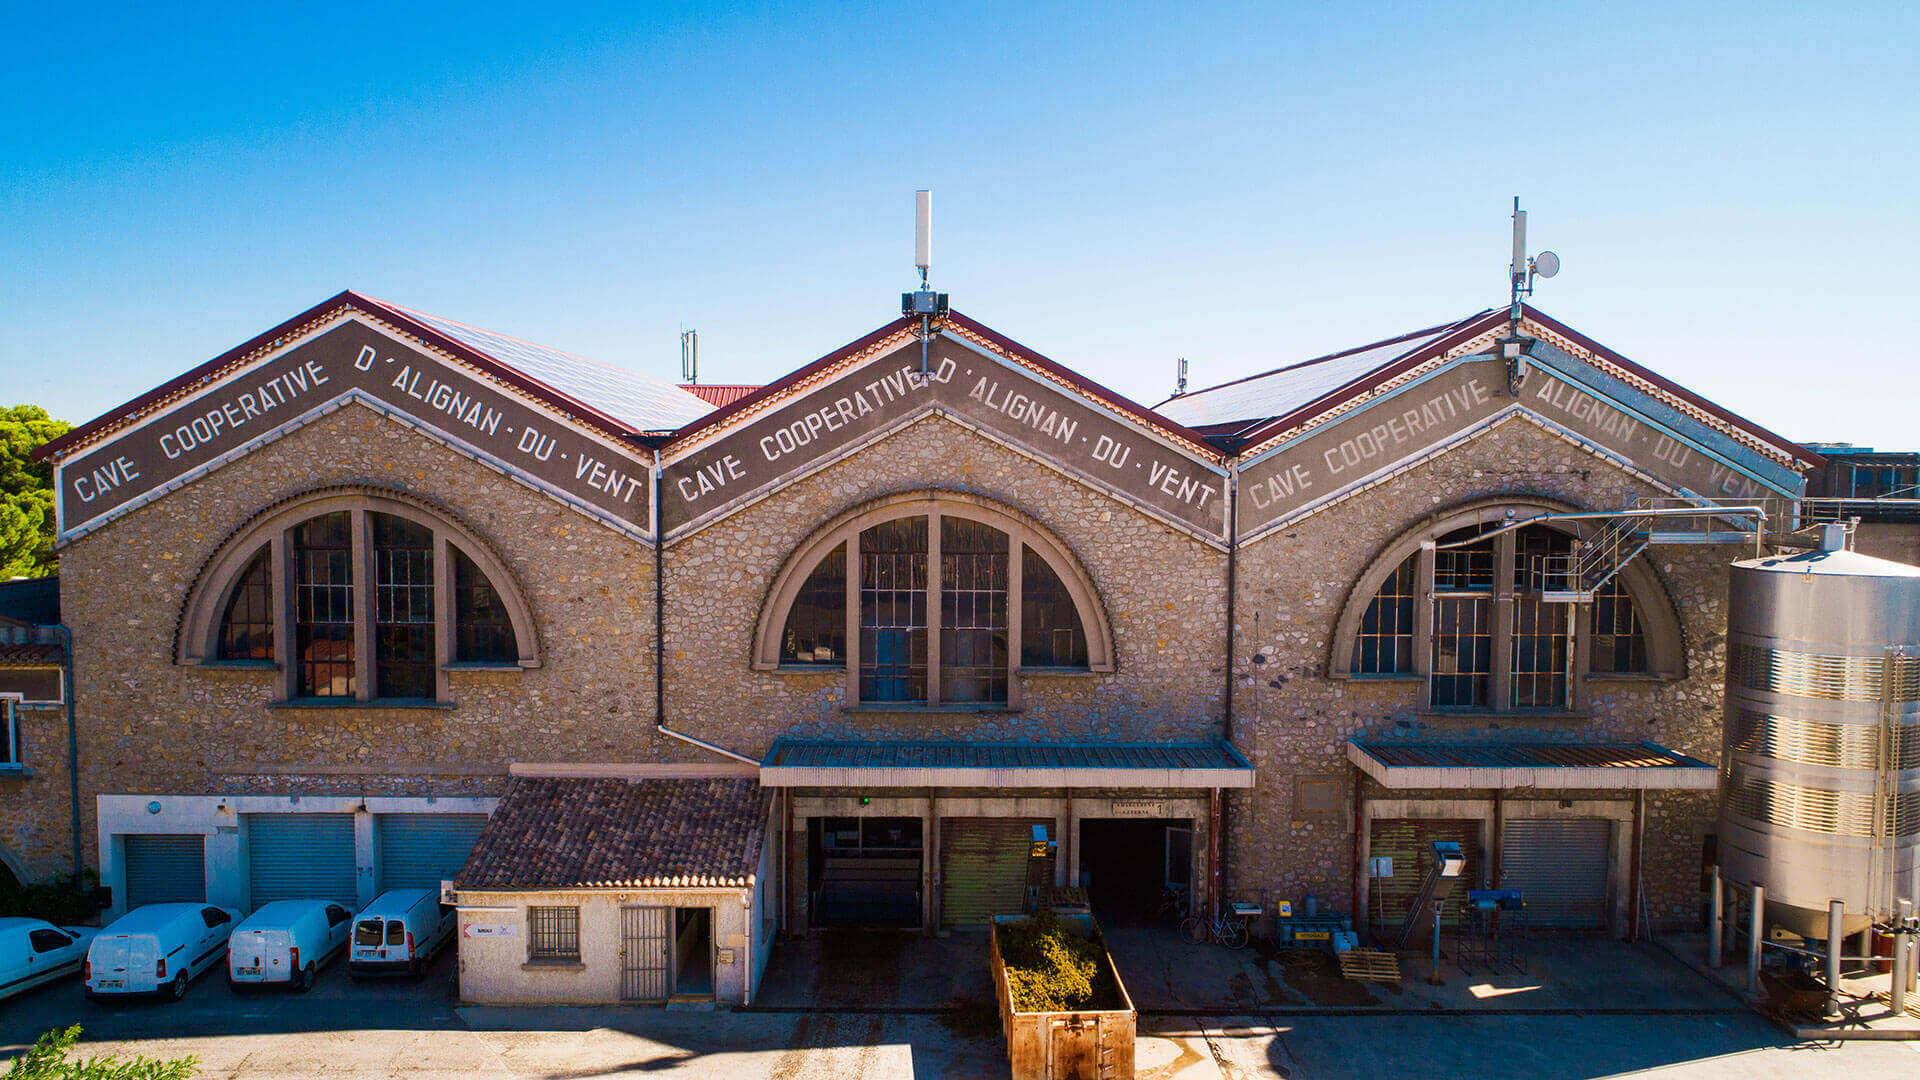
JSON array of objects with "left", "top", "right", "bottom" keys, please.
[{"left": 1338, "top": 949, "right": 1402, "bottom": 984}]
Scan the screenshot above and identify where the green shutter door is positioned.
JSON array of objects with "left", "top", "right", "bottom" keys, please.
[
  {"left": 246, "top": 813, "right": 358, "bottom": 908},
  {"left": 1502, "top": 818, "right": 1612, "bottom": 928},
  {"left": 378, "top": 813, "right": 490, "bottom": 891},
  {"left": 1366, "top": 819, "right": 1481, "bottom": 934},
  {"left": 122, "top": 835, "right": 206, "bottom": 908},
  {"left": 940, "top": 818, "right": 1052, "bottom": 927}
]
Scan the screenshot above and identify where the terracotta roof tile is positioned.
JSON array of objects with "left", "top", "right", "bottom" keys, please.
[
  {"left": 455, "top": 776, "right": 768, "bottom": 890},
  {"left": 679, "top": 384, "right": 762, "bottom": 408},
  {"left": 0, "top": 642, "right": 63, "bottom": 666}
]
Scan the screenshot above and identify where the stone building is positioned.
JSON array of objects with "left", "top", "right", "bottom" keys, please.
[{"left": 27, "top": 288, "right": 1834, "bottom": 1004}]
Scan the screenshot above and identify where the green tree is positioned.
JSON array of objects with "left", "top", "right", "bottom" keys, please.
[
  {"left": 1, "top": 405, "right": 71, "bottom": 578},
  {"left": 3, "top": 1026, "right": 196, "bottom": 1079}
]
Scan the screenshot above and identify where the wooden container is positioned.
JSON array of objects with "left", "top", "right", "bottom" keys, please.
[{"left": 990, "top": 914, "right": 1136, "bottom": 1080}]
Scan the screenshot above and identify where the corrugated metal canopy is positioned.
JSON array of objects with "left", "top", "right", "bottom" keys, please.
[
  {"left": 371, "top": 299, "right": 715, "bottom": 432},
  {"left": 1347, "top": 740, "right": 1716, "bottom": 790},
  {"left": 761, "top": 739, "right": 1254, "bottom": 788}
]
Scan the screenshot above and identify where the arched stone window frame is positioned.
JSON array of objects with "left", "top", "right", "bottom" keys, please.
[
  {"left": 1327, "top": 498, "right": 1684, "bottom": 709},
  {"left": 176, "top": 486, "right": 540, "bottom": 703},
  {"left": 752, "top": 491, "right": 1115, "bottom": 708}
]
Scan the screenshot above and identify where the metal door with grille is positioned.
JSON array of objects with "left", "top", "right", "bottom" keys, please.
[
  {"left": 122, "top": 835, "right": 206, "bottom": 908},
  {"left": 246, "top": 813, "right": 358, "bottom": 907},
  {"left": 1367, "top": 819, "right": 1480, "bottom": 932},
  {"left": 378, "top": 813, "right": 489, "bottom": 891},
  {"left": 620, "top": 906, "right": 670, "bottom": 1002},
  {"left": 940, "top": 818, "right": 1051, "bottom": 926},
  {"left": 1502, "top": 818, "right": 1612, "bottom": 928}
]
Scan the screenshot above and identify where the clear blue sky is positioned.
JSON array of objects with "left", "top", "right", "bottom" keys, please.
[{"left": 5, "top": 1, "right": 1916, "bottom": 447}]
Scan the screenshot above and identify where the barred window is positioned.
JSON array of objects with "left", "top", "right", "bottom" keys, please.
[
  {"left": 528, "top": 906, "right": 579, "bottom": 962},
  {"left": 1590, "top": 575, "right": 1649, "bottom": 674},
  {"left": 218, "top": 546, "right": 274, "bottom": 662},
  {"left": 759, "top": 496, "right": 1109, "bottom": 705},
  {"left": 188, "top": 494, "right": 537, "bottom": 703},
  {"left": 1351, "top": 553, "right": 1416, "bottom": 674}
]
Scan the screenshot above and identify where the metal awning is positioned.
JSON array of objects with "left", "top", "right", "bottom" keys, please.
[
  {"left": 1346, "top": 740, "right": 1717, "bottom": 791},
  {"left": 761, "top": 739, "right": 1255, "bottom": 789}
]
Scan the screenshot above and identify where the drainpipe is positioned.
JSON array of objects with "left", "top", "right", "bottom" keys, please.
[
  {"left": 652, "top": 462, "right": 757, "bottom": 768},
  {"left": 1222, "top": 465, "right": 1238, "bottom": 741},
  {"left": 58, "top": 624, "right": 81, "bottom": 886}
]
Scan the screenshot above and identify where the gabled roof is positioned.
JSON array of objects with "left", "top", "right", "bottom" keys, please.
[
  {"left": 665, "top": 310, "right": 1223, "bottom": 462},
  {"left": 38, "top": 291, "right": 712, "bottom": 462},
  {"left": 455, "top": 775, "right": 769, "bottom": 890},
  {"left": 1160, "top": 305, "right": 1820, "bottom": 467}
]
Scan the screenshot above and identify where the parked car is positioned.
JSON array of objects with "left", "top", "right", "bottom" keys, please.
[
  {"left": 348, "top": 889, "right": 454, "bottom": 978},
  {"left": 0, "top": 918, "right": 99, "bottom": 1001},
  {"left": 227, "top": 900, "right": 354, "bottom": 992},
  {"left": 85, "top": 903, "right": 240, "bottom": 1001}
]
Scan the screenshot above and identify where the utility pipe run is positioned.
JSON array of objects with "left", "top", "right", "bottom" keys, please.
[
  {"left": 1707, "top": 866, "right": 1723, "bottom": 969},
  {"left": 1826, "top": 899, "right": 1845, "bottom": 1017},
  {"left": 1747, "top": 884, "right": 1764, "bottom": 998}
]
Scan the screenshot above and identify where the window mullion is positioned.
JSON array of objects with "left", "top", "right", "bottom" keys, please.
[
  {"left": 1491, "top": 530, "right": 1516, "bottom": 711},
  {"left": 844, "top": 527, "right": 861, "bottom": 706},
  {"left": 352, "top": 508, "right": 375, "bottom": 702},
  {"left": 926, "top": 513, "right": 942, "bottom": 705},
  {"left": 1007, "top": 534, "right": 1026, "bottom": 709},
  {"left": 433, "top": 534, "right": 452, "bottom": 702},
  {"left": 271, "top": 530, "right": 293, "bottom": 700}
]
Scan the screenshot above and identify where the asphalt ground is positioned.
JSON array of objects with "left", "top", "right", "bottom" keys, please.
[{"left": 2, "top": 939, "right": 1918, "bottom": 1078}]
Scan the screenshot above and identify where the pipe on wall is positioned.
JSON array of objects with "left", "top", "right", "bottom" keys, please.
[{"left": 58, "top": 625, "right": 80, "bottom": 886}]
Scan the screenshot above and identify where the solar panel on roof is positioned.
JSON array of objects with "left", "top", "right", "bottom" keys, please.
[
  {"left": 1156, "top": 326, "right": 1460, "bottom": 429},
  {"left": 375, "top": 302, "right": 715, "bottom": 432}
]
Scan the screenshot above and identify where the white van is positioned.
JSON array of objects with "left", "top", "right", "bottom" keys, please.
[
  {"left": 228, "top": 900, "right": 354, "bottom": 991},
  {"left": 85, "top": 903, "right": 241, "bottom": 1000},
  {"left": 348, "top": 889, "right": 454, "bottom": 978},
  {"left": 0, "top": 918, "right": 99, "bottom": 1001}
]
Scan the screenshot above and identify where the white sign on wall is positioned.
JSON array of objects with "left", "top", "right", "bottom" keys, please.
[
  {"left": 1110, "top": 799, "right": 1169, "bottom": 819},
  {"left": 463, "top": 923, "right": 519, "bottom": 938}
]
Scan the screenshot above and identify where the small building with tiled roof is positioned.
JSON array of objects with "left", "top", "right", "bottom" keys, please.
[
  {"left": 20, "top": 265, "right": 1883, "bottom": 1006},
  {"left": 452, "top": 767, "right": 772, "bottom": 1005}
]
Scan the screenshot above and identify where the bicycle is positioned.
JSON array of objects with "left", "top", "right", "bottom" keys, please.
[
  {"left": 1150, "top": 883, "right": 1190, "bottom": 924},
  {"left": 1180, "top": 904, "right": 1250, "bottom": 949}
]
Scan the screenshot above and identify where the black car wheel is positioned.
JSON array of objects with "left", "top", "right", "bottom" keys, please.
[
  {"left": 168, "top": 971, "right": 189, "bottom": 1001},
  {"left": 295, "top": 962, "right": 315, "bottom": 993}
]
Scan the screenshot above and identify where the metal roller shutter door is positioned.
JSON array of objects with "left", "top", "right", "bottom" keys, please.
[
  {"left": 378, "top": 813, "right": 490, "bottom": 891},
  {"left": 1502, "top": 818, "right": 1611, "bottom": 929},
  {"left": 1367, "top": 819, "right": 1481, "bottom": 933},
  {"left": 247, "top": 814, "right": 358, "bottom": 907},
  {"left": 940, "top": 818, "right": 1052, "bottom": 927},
  {"left": 123, "top": 835, "right": 206, "bottom": 908}
]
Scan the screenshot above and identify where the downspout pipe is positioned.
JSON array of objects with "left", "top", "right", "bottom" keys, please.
[
  {"left": 58, "top": 624, "right": 81, "bottom": 887},
  {"left": 652, "top": 464, "right": 757, "bottom": 768}
]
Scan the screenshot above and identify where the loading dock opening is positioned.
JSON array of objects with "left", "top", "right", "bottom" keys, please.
[
  {"left": 1077, "top": 818, "right": 1192, "bottom": 922},
  {"left": 808, "top": 816, "right": 923, "bottom": 928}
]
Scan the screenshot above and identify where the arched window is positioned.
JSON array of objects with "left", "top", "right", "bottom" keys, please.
[
  {"left": 756, "top": 493, "right": 1113, "bottom": 707},
  {"left": 1332, "top": 501, "right": 1682, "bottom": 711},
  {"left": 179, "top": 488, "right": 539, "bottom": 704}
]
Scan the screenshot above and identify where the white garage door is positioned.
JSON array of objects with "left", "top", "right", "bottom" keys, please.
[
  {"left": 378, "top": 813, "right": 489, "bottom": 891},
  {"left": 122, "top": 835, "right": 206, "bottom": 908},
  {"left": 247, "top": 814, "right": 358, "bottom": 908},
  {"left": 1501, "top": 818, "right": 1612, "bottom": 929}
]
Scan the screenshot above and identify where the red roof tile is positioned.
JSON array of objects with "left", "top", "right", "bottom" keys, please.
[
  {"left": 456, "top": 776, "right": 768, "bottom": 890},
  {"left": 679, "top": 384, "right": 762, "bottom": 408}
]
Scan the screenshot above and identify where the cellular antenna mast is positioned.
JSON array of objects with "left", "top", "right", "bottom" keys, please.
[
  {"left": 901, "top": 189, "right": 950, "bottom": 378},
  {"left": 1508, "top": 197, "right": 1562, "bottom": 319},
  {"left": 680, "top": 329, "right": 698, "bottom": 384}
]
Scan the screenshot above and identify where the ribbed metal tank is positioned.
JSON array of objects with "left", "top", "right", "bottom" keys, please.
[{"left": 1717, "top": 531, "right": 1920, "bottom": 937}]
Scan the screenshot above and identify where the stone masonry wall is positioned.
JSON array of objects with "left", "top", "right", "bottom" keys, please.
[
  {"left": 1226, "top": 415, "right": 1738, "bottom": 931},
  {"left": 0, "top": 704, "right": 77, "bottom": 881},
  {"left": 662, "top": 412, "right": 1229, "bottom": 753},
  {"left": 56, "top": 403, "right": 663, "bottom": 873}
]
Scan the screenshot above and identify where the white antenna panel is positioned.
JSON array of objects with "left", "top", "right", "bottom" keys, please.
[
  {"left": 1510, "top": 207, "right": 1527, "bottom": 280},
  {"left": 915, "top": 190, "right": 933, "bottom": 271}
]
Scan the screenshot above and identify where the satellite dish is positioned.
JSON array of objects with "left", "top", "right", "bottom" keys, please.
[{"left": 1532, "top": 250, "right": 1561, "bottom": 278}]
